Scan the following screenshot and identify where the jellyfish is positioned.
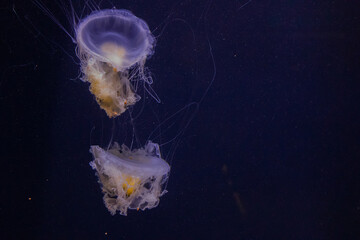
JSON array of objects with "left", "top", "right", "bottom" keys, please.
[
  {"left": 76, "top": 9, "right": 155, "bottom": 117},
  {"left": 34, "top": 2, "right": 208, "bottom": 216},
  {"left": 77, "top": 9, "right": 170, "bottom": 215},
  {"left": 90, "top": 141, "right": 170, "bottom": 216}
]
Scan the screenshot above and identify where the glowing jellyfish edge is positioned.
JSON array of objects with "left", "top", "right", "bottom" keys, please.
[
  {"left": 76, "top": 9, "right": 155, "bottom": 118},
  {"left": 90, "top": 141, "right": 170, "bottom": 216}
]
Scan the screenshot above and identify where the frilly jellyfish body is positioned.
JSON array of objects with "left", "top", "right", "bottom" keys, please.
[
  {"left": 90, "top": 141, "right": 170, "bottom": 216},
  {"left": 76, "top": 9, "right": 155, "bottom": 117}
]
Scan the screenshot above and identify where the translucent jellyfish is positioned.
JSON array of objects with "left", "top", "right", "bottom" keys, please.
[
  {"left": 76, "top": 9, "right": 155, "bottom": 117},
  {"left": 90, "top": 141, "right": 170, "bottom": 216},
  {"left": 34, "top": 3, "right": 209, "bottom": 216}
]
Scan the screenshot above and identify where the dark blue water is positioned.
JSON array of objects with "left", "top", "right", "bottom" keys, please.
[{"left": 1, "top": 0, "right": 359, "bottom": 239}]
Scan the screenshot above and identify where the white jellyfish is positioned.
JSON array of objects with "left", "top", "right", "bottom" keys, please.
[
  {"left": 90, "top": 141, "right": 170, "bottom": 216},
  {"left": 34, "top": 2, "right": 205, "bottom": 216},
  {"left": 76, "top": 9, "right": 155, "bottom": 117},
  {"left": 76, "top": 9, "right": 170, "bottom": 215}
]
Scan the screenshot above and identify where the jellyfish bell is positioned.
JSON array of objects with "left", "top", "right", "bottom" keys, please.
[
  {"left": 77, "top": 9, "right": 155, "bottom": 71},
  {"left": 76, "top": 9, "right": 155, "bottom": 117},
  {"left": 90, "top": 141, "right": 170, "bottom": 216}
]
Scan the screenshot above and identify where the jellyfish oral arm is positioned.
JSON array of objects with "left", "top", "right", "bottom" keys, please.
[{"left": 85, "top": 59, "right": 138, "bottom": 117}]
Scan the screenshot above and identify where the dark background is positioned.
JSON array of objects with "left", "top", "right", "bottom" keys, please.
[{"left": 1, "top": 0, "right": 359, "bottom": 239}]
